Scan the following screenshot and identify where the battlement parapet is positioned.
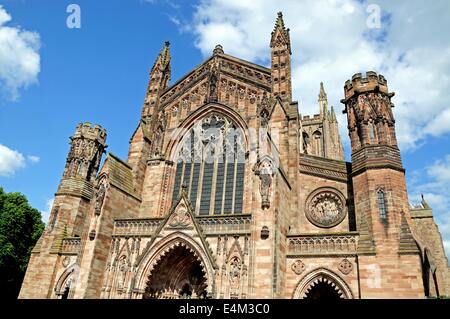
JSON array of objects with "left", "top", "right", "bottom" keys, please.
[
  {"left": 344, "top": 71, "right": 390, "bottom": 100},
  {"left": 72, "top": 122, "right": 107, "bottom": 144}
]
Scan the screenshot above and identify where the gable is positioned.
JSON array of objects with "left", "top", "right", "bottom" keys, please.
[{"left": 159, "top": 53, "right": 272, "bottom": 112}]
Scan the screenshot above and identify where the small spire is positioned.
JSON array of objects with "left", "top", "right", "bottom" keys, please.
[
  {"left": 319, "top": 82, "right": 327, "bottom": 101},
  {"left": 330, "top": 106, "right": 336, "bottom": 121},
  {"left": 421, "top": 194, "right": 430, "bottom": 209},
  {"left": 276, "top": 12, "right": 285, "bottom": 29},
  {"left": 155, "top": 40, "right": 171, "bottom": 71},
  {"left": 318, "top": 82, "right": 329, "bottom": 119},
  {"left": 270, "top": 11, "right": 291, "bottom": 53}
]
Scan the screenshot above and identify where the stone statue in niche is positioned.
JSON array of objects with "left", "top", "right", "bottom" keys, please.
[
  {"left": 229, "top": 257, "right": 241, "bottom": 289},
  {"left": 117, "top": 258, "right": 127, "bottom": 291},
  {"left": 258, "top": 161, "right": 274, "bottom": 209},
  {"left": 207, "top": 67, "right": 218, "bottom": 103},
  {"left": 151, "top": 113, "right": 167, "bottom": 157},
  {"left": 94, "top": 182, "right": 106, "bottom": 215},
  {"left": 47, "top": 206, "right": 59, "bottom": 232}
]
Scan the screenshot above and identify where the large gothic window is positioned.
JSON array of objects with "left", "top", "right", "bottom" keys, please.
[{"left": 172, "top": 114, "right": 245, "bottom": 215}]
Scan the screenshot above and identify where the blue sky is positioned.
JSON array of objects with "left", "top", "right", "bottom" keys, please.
[{"left": 0, "top": 0, "right": 450, "bottom": 257}]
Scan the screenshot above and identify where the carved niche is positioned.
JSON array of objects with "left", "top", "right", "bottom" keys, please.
[
  {"left": 254, "top": 159, "right": 275, "bottom": 210},
  {"left": 207, "top": 66, "right": 219, "bottom": 103},
  {"left": 229, "top": 256, "right": 241, "bottom": 290},
  {"left": 94, "top": 182, "right": 107, "bottom": 216},
  {"left": 305, "top": 187, "right": 346, "bottom": 228},
  {"left": 258, "top": 92, "right": 272, "bottom": 128}
]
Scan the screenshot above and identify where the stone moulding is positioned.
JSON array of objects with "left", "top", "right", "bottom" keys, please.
[
  {"left": 61, "top": 237, "right": 81, "bottom": 255},
  {"left": 287, "top": 232, "right": 359, "bottom": 256},
  {"left": 112, "top": 214, "right": 253, "bottom": 238},
  {"left": 299, "top": 154, "right": 349, "bottom": 183}
]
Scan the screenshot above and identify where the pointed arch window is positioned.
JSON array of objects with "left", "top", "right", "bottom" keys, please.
[
  {"left": 313, "top": 130, "right": 323, "bottom": 157},
  {"left": 377, "top": 189, "right": 387, "bottom": 220},
  {"left": 369, "top": 121, "right": 377, "bottom": 143},
  {"left": 172, "top": 114, "right": 245, "bottom": 215}
]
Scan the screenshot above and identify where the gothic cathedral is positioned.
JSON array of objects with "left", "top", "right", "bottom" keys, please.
[{"left": 19, "top": 12, "right": 450, "bottom": 299}]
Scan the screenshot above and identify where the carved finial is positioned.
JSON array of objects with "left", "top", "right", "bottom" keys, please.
[
  {"left": 318, "top": 82, "right": 329, "bottom": 118},
  {"left": 421, "top": 194, "right": 430, "bottom": 209},
  {"left": 319, "top": 82, "right": 327, "bottom": 101},
  {"left": 213, "top": 44, "right": 224, "bottom": 55},
  {"left": 330, "top": 106, "right": 337, "bottom": 121},
  {"left": 181, "top": 182, "right": 188, "bottom": 195},
  {"left": 156, "top": 40, "right": 171, "bottom": 71}
]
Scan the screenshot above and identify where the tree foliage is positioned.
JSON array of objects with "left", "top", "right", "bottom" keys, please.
[{"left": 0, "top": 187, "right": 44, "bottom": 299}]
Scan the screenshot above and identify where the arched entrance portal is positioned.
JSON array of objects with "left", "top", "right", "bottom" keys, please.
[
  {"left": 143, "top": 244, "right": 208, "bottom": 299},
  {"left": 293, "top": 268, "right": 353, "bottom": 299},
  {"left": 304, "top": 277, "right": 344, "bottom": 300}
]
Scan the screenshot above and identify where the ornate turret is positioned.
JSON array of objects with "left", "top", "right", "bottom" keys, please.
[
  {"left": 63, "top": 122, "right": 107, "bottom": 182},
  {"left": 340, "top": 72, "right": 421, "bottom": 296},
  {"left": 342, "top": 71, "right": 397, "bottom": 153},
  {"left": 270, "top": 12, "right": 292, "bottom": 102}
]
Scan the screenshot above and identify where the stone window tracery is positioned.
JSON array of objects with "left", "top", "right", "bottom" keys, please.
[{"left": 172, "top": 113, "right": 246, "bottom": 215}]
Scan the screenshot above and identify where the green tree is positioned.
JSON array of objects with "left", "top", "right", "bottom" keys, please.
[{"left": 0, "top": 187, "right": 44, "bottom": 299}]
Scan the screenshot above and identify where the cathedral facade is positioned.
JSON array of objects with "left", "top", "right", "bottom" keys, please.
[{"left": 19, "top": 12, "right": 450, "bottom": 299}]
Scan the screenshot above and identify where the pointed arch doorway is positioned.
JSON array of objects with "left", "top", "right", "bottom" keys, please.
[
  {"left": 293, "top": 268, "right": 353, "bottom": 299},
  {"left": 303, "top": 277, "right": 345, "bottom": 300},
  {"left": 143, "top": 244, "right": 208, "bottom": 299}
]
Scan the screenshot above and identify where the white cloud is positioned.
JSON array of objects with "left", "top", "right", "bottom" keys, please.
[
  {"left": 0, "top": 5, "right": 41, "bottom": 100},
  {"left": 0, "top": 143, "right": 26, "bottom": 176},
  {"left": 0, "top": 143, "right": 40, "bottom": 176},
  {"left": 41, "top": 198, "right": 54, "bottom": 224},
  {"left": 409, "top": 155, "right": 450, "bottom": 261},
  {"left": 177, "top": 0, "right": 450, "bottom": 152},
  {"left": 27, "top": 155, "right": 40, "bottom": 163}
]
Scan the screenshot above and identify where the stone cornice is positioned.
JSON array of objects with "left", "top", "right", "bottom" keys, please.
[{"left": 299, "top": 154, "right": 350, "bottom": 183}]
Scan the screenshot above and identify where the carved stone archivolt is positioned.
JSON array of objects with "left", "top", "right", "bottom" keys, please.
[
  {"left": 338, "top": 258, "right": 353, "bottom": 275},
  {"left": 305, "top": 187, "right": 346, "bottom": 228},
  {"left": 291, "top": 260, "right": 306, "bottom": 275},
  {"left": 293, "top": 268, "right": 354, "bottom": 299}
]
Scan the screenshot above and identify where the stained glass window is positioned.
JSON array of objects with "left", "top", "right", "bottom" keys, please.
[{"left": 171, "top": 114, "right": 245, "bottom": 215}]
